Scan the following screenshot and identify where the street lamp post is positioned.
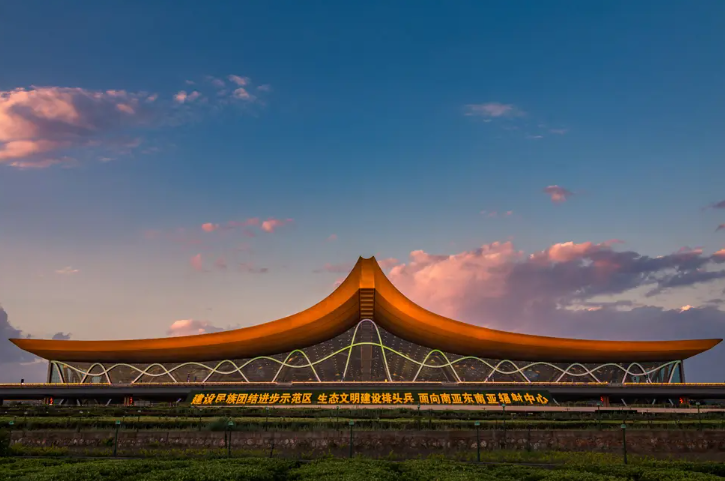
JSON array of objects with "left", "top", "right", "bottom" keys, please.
[
  {"left": 596, "top": 401, "right": 602, "bottom": 430},
  {"left": 501, "top": 403, "right": 507, "bottom": 449},
  {"left": 113, "top": 420, "right": 121, "bottom": 457},
  {"left": 227, "top": 420, "right": 234, "bottom": 457},
  {"left": 475, "top": 421, "right": 480, "bottom": 462},
  {"left": 348, "top": 421, "right": 355, "bottom": 458},
  {"left": 621, "top": 423, "right": 627, "bottom": 465},
  {"left": 696, "top": 402, "right": 702, "bottom": 431}
]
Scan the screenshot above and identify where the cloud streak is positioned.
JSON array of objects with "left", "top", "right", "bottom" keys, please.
[
  {"left": 463, "top": 102, "right": 523, "bottom": 118},
  {"left": 543, "top": 185, "right": 574, "bottom": 203},
  {"left": 55, "top": 266, "right": 79, "bottom": 275},
  {"left": 703, "top": 200, "right": 725, "bottom": 211}
]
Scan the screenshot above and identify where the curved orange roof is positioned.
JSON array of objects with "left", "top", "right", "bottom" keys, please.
[{"left": 10, "top": 257, "right": 721, "bottom": 363}]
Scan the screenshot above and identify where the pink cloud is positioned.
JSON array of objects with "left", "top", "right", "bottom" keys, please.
[
  {"left": 214, "top": 257, "right": 228, "bottom": 270},
  {"left": 173, "top": 90, "right": 201, "bottom": 104},
  {"left": 377, "top": 257, "right": 400, "bottom": 270},
  {"left": 201, "top": 222, "right": 220, "bottom": 232},
  {"left": 228, "top": 75, "right": 250, "bottom": 86},
  {"left": 190, "top": 254, "right": 203, "bottom": 272},
  {"left": 717, "top": 224, "right": 725, "bottom": 232},
  {"left": 714, "top": 248, "right": 725, "bottom": 258},
  {"left": 257, "top": 84, "right": 272, "bottom": 92},
  {"left": 543, "top": 185, "right": 574, "bottom": 203},
  {"left": 232, "top": 88, "right": 254, "bottom": 101},
  {"left": 261, "top": 218, "right": 293, "bottom": 233},
  {"left": 387, "top": 240, "right": 725, "bottom": 323},
  {"left": 463, "top": 102, "right": 523, "bottom": 118},
  {"left": 327, "top": 234, "right": 338, "bottom": 242},
  {"left": 167, "top": 319, "right": 225, "bottom": 337},
  {"left": 0, "top": 86, "right": 156, "bottom": 168}
]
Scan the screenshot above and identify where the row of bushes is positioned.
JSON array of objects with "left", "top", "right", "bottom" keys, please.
[
  {"left": 1, "top": 414, "right": 722, "bottom": 432},
  {"left": 2, "top": 456, "right": 725, "bottom": 481},
  {"left": 2, "top": 405, "right": 717, "bottom": 421}
]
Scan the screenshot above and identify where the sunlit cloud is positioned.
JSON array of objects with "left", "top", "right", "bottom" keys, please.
[
  {"left": 167, "top": 319, "right": 225, "bottom": 337},
  {"left": 201, "top": 223, "right": 220, "bottom": 232},
  {"left": 0, "top": 75, "right": 272, "bottom": 169},
  {"left": 261, "top": 218, "right": 293, "bottom": 233},
  {"left": 55, "top": 266, "right": 79, "bottom": 275},
  {"left": 190, "top": 254, "right": 203, "bottom": 272},
  {"left": 543, "top": 185, "right": 574, "bottom": 203},
  {"left": 228, "top": 75, "right": 250, "bottom": 86}
]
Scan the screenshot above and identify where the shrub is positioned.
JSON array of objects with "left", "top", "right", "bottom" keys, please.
[{"left": 0, "top": 430, "right": 9, "bottom": 457}]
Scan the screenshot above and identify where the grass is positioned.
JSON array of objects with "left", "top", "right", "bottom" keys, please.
[{"left": 2, "top": 455, "right": 725, "bottom": 481}]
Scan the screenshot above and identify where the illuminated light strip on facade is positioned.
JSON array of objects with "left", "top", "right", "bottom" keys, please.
[{"left": 48, "top": 320, "right": 683, "bottom": 385}]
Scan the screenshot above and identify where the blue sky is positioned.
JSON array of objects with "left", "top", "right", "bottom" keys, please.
[{"left": 1, "top": 1, "right": 725, "bottom": 381}]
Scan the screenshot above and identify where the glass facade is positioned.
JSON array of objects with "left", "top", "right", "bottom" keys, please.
[{"left": 49, "top": 320, "right": 683, "bottom": 385}]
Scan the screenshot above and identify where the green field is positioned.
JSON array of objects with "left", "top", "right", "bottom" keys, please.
[{"left": 2, "top": 455, "right": 725, "bottom": 481}]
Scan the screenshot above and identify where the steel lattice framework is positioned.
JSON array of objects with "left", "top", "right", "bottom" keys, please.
[{"left": 50, "top": 320, "right": 683, "bottom": 385}]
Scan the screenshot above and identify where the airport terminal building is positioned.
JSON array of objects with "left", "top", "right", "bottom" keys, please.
[{"left": 12, "top": 257, "right": 719, "bottom": 389}]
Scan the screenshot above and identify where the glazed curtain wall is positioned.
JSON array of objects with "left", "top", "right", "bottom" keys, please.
[{"left": 49, "top": 320, "right": 683, "bottom": 385}]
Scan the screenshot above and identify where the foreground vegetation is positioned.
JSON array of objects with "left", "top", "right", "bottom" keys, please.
[
  {"left": 3, "top": 455, "right": 725, "bottom": 481},
  {"left": 1, "top": 405, "right": 722, "bottom": 432}
]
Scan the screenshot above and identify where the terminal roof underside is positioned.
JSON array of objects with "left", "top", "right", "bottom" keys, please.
[{"left": 10, "top": 257, "right": 721, "bottom": 364}]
